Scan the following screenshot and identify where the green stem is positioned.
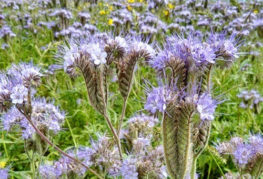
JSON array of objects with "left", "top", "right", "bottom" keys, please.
[
  {"left": 65, "top": 117, "right": 78, "bottom": 149},
  {"left": 1, "top": 132, "right": 8, "bottom": 158},
  {"left": 190, "top": 159, "right": 197, "bottom": 179},
  {"left": 31, "top": 152, "right": 36, "bottom": 179},
  {"left": 117, "top": 97, "right": 128, "bottom": 136},
  {"left": 18, "top": 108, "right": 103, "bottom": 179},
  {"left": 104, "top": 113, "right": 123, "bottom": 160},
  {"left": 208, "top": 147, "right": 226, "bottom": 179}
]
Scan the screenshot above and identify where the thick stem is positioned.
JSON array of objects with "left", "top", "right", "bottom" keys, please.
[
  {"left": 117, "top": 97, "right": 128, "bottom": 136},
  {"left": 19, "top": 109, "right": 103, "bottom": 179},
  {"left": 104, "top": 113, "right": 123, "bottom": 160},
  {"left": 190, "top": 159, "right": 197, "bottom": 179}
]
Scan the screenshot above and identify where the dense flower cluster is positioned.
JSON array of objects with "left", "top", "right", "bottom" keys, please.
[
  {"left": 0, "top": 63, "right": 64, "bottom": 139},
  {"left": 39, "top": 114, "right": 165, "bottom": 178},
  {"left": 61, "top": 34, "right": 155, "bottom": 77},
  {"left": 150, "top": 34, "right": 238, "bottom": 73},
  {"left": 0, "top": 0, "right": 261, "bottom": 178},
  {"left": 217, "top": 134, "right": 263, "bottom": 168},
  {"left": 237, "top": 89, "right": 263, "bottom": 113}
]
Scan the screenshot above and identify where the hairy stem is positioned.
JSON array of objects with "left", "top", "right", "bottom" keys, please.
[
  {"left": 104, "top": 113, "right": 123, "bottom": 160},
  {"left": 117, "top": 97, "right": 128, "bottom": 136},
  {"left": 18, "top": 109, "right": 103, "bottom": 179},
  {"left": 191, "top": 159, "right": 197, "bottom": 179}
]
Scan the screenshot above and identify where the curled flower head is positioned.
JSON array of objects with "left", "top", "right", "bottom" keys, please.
[
  {"left": 209, "top": 33, "right": 239, "bottom": 63},
  {"left": 150, "top": 34, "right": 217, "bottom": 76},
  {"left": 197, "top": 93, "right": 217, "bottom": 121},
  {"left": 129, "top": 39, "right": 156, "bottom": 60},
  {"left": 60, "top": 36, "right": 109, "bottom": 75}
]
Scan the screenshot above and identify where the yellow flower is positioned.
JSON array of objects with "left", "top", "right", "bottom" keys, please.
[
  {"left": 99, "top": 10, "right": 106, "bottom": 15},
  {"left": 99, "top": 2, "right": 103, "bottom": 6},
  {"left": 163, "top": 10, "right": 169, "bottom": 16},
  {"left": 108, "top": 18, "right": 114, "bottom": 26},
  {"left": 0, "top": 161, "right": 6, "bottom": 168},
  {"left": 168, "top": 3, "right": 174, "bottom": 9},
  {"left": 254, "top": 9, "right": 258, "bottom": 14},
  {"left": 128, "top": 0, "right": 135, "bottom": 3},
  {"left": 139, "top": 0, "right": 144, "bottom": 2},
  {"left": 109, "top": 5, "right": 113, "bottom": 11},
  {"left": 127, "top": 5, "right": 132, "bottom": 11}
]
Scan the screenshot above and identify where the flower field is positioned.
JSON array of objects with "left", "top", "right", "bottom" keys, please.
[{"left": 0, "top": 0, "right": 263, "bottom": 178}]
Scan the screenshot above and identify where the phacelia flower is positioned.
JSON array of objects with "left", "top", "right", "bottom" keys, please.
[
  {"left": 209, "top": 33, "right": 238, "bottom": 61},
  {"left": 10, "top": 85, "right": 28, "bottom": 104},
  {"left": 237, "top": 90, "right": 263, "bottom": 113},
  {"left": 39, "top": 164, "right": 56, "bottom": 179},
  {"left": 191, "top": 43, "right": 216, "bottom": 64},
  {"left": 0, "top": 168, "right": 8, "bottom": 179},
  {"left": 120, "top": 158, "right": 138, "bottom": 179},
  {"left": 249, "top": 135, "right": 263, "bottom": 154},
  {"left": 84, "top": 43, "right": 107, "bottom": 65},
  {"left": 144, "top": 86, "right": 172, "bottom": 114},
  {"left": 233, "top": 144, "right": 255, "bottom": 166},
  {"left": 197, "top": 93, "right": 217, "bottom": 121}
]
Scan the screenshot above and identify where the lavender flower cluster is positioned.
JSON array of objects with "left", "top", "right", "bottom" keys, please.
[
  {"left": 39, "top": 114, "right": 166, "bottom": 179},
  {"left": 237, "top": 89, "right": 263, "bottom": 113},
  {"left": 217, "top": 134, "right": 263, "bottom": 173},
  {"left": 0, "top": 0, "right": 262, "bottom": 48},
  {"left": 0, "top": 63, "right": 64, "bottom": 139},
  {"left": 61, "top": 34, "right": 155, "bottom": 76}
]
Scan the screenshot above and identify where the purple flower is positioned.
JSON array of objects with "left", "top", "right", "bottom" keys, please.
[
  {"left": 31, "top": 98, "right": 65, "bottom": 133},
  {"left": 10, "top": 85, "right": 28, "bottom": 104},
  {"left": 127, "top": 114, "right": 158, "bottom": 128},
  {"left": 150, "top": 50, "right": 171, "bottom": 71},
  {"left": 39, "top": 165, "right": 56, "bottom": 179},
  {"left": 144, "top": 86, "right": 171, "bottom": 114},
  {"left": 191, "top": 43, "right": 216, "bottom": 64},
  {"left": 249, "top": 135, "right": 263, "bottom": 154},
  {"left": 2, "top": 106, "right": 25, "bottom": 131},
  {"left": 49, "top": 9, "right": 73, "bottom": 19},
  {"left": 237, "top": 90, "right": 263, "bottom": 109},
  {"left": 233, "top": 144, "right": 255, "bottom": 166},
  {"left": 20, "top": 119, "right": 35, "bottom": 139},
  {"left": 129, "top": 39, "right": 156, "bottom": 58},
  {"left": 0, "top": 168, "right": 8, "bottom": 179},
  {"left": 120, "top": 158, "right": 138, "bottom": 179},
  {"left": 0, "top": 25, "right": 16, "bottom": 38},
  {"left": 81, "top": 43, "right": 107, "bottom": 65},
  {"left": 209, "top": 33, "right": 238, "bottom": 60},
  {"left": 197, "top": 93, "right": 217, "bottom": 121}
]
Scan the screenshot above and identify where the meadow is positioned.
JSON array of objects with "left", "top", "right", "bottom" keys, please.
[{"left": 0, "top": 0, "right": 263, "bottom": 178}]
